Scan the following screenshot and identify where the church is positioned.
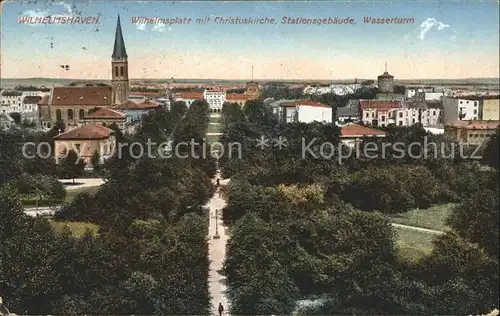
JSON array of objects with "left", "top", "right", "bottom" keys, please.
[{"left": 39, "top": 15, "right": 158, "bottom": 130}]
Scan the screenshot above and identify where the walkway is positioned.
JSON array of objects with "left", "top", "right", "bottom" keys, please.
[
  {"left": 206, "top": 174, "right": 231, "bottom": 315},
  {"left": 391, "top": 222, "right": 444, "bottom": 235},
  {"left": 59, "top": 178, "right": 105, "bottom": 191}
]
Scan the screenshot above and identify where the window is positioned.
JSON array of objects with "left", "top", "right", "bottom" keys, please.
[
  {"left": 412, "top": 118, "right": 416, "bottom": 123},
  {"left": 75, "top": 144, "right": 81, "bottom": 151},
  {"left": 56, "top": 109, "right": 62, "bottom": 121},
  {"left": 120, "top": 66, "right": 124, "bottom": 76},
  {"left": 115, "top": 67, "right": 119, "bottom": 77},
  {"left": 67, "top": 109, "right": 73, "bottom": 120},
  {"left": 474, "top": 101, "right": 478, "bottom": 106},
  {"left": 460, "top": 101, "right": 463, "bottom": 104},
  {"left": 79, "top": 109, "right": 85, "bottom": 119},
  {"left": 432, "top": 110, "right": 436, "bottom": 115},
  {"left": 399, "top": 112, "right": 403, "bottom": 118},
  {"left": 399, "top": 121, "right": 403, "bottom": 126},
  {"left": 381, "top": 116, "right": 386, "bottom": 121},
  {"left": 366, "top": 112, "right": 369, "bottom": 118}
]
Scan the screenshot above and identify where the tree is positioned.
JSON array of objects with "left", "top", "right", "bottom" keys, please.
[
  {"left": 446, "top": 182, "right": 499, "bottom": 258},
  {"left": 58, "top": 150, "right": 86, "bottom": 184},
  {"left": 482, "top": 130, "right": 499, "bottom": 169},
  {"left": 90, "top": 150, "right": 100, "bottom": 171}
]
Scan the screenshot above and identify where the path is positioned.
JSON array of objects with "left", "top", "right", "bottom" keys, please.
[
  {"left": 391, "top": 223, "right": 444, "bottom": 235},
  {"left": 206, "top": 174, "right": 231, "bottom": 315},
  {"left": 59, "top": 178, "right": 105, "bottom": 191}
]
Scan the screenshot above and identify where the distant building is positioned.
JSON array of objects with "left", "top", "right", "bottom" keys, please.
[
  {"left": 0, "top": 112, "right": 15, "bottom": 131},
  {"left": 360, "top": 100, "right": 403, "bottom": 127},
  {"left": 340, "top": 123, "right": 387, "bottom": 147},
  {"left": 336, "top": 100, "right": 360, "bottom": 124},
  {"left": 39, "top": 87, "right": 113, "bottom": 129},
  {"left": 444, "top": 120, "right": 499, "bottom": 146},
  {"left": 80, "top": 107, "right": 127, "bottom": 130},
  {"left": 480, "top": 96, "right": 500, "bottom": 120},
  {"left": 53, "top": 124, "right": 116, "bottom": 164},
  {"left": 272, "top": 100, "right": 332, "bottom": 123},
  {"left": 113, "top": 100, "right": 160, "bottom": 123},
  {"left": 0, "top": 90, "right": 23, "bottom": 113},
  {"left": 172, "top": 92, "right": 204, "bottom": 108},
  {"left": 203, "top": 88, "right": 226, "bottom": 112},
  {"left": 377, "top": 65, "right": 394, "bottom": 93},
  {"left": 442, "top": 97, "right": 480, "bottom": 124}
]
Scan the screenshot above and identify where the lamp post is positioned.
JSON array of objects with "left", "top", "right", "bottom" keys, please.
[{"left": 213, "top": 209, "right": 220, "bottom": 239}]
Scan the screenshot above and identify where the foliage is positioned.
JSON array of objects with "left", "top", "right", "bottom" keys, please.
[{"left": 58, "top": 150, "right": 86, "bottom": 183}]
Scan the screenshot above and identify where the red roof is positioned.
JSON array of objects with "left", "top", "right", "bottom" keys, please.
[
  {"left": 226, "top": 93, "right": 249, "bottom": 101},
  {"left": 174, "top": 92, "right": 204, "bottom": 100},
  {"left": 359, "top": 100, "right": 402, "bottom": 110},
  {"left": 85, "top": 107, "right": 126, "bottom": 119},
  {"left": 113, "top": 100, "right": 160, "bottom": 110},
  {"left": 51, "top": 87, "right": 112, "bottom": 106},
  {"left": 340, "top": 123, "right": 387, "bottom": 137},
  {"left": 53, "top": 124, "right": 114, "bottom": 140},
  {"left": 445, "top": 120, "right": 499, "bottom": 130}
]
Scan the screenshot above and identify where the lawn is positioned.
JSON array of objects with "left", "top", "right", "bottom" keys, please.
[
  {"left": 210, "top": 115, "right": 222, "bottom": 123},
  {"left": 207, "top": 123, "right": 223, "bottom": 133},
  {"left": 390, "top": 203, "right": 457, "bottom": 231},
  {"left": 64, "top": 186, "right": 100, "bottom": 203},
  {"left": 395, "top": 226, "right": 436, "bottom": 262},
  {"left": 22, "top": 185, "right": 101, "bottom": 207},
  {"left": 50, "top": 220, "right": 99, "bottom": 237}
]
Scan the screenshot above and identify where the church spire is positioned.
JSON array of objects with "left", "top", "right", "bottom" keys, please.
[{"left": 112, "top": 15, "right": 127, "bottom": 59}]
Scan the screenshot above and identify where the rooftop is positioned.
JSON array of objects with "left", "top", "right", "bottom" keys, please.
[
  {"left": 51, "top": 87, "right": 112, "bottom": 106},
  {"left": 54, "top": 124, "right": 114, "bottom": 140},
  {"left": 226, "top": 93, "right": 250, "bottom": 101},
  {"left": 114, "top": 100, "right": 160, "bottom": 110},
  {"left": 341, "top": 123, "right": 387, "bottom": 138},
  {"left": 445, "top": 120, "right": 500, "bottom": 130},
  {"left": 85, "top": 107, "right": 126, "bottom": 119},
  {"left": 360, "top": 100, "right": 403, "bottom": 110}
]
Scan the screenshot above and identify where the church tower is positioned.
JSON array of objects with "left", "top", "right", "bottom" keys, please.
[{"left": 111, "top": 15, "right": 129, "bottom": 105}]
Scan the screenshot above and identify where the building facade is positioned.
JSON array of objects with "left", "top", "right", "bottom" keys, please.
[
  {"left": 245, "top": 81, "right": 260, "bottom": 100},
  {"left": 203, "top": 88, "right": 226, "bottom": 112},
  {"left": 377, "top": 66, "right": 394, "bottom": 93},
  {"left": 442, "top": 97, "right": 480, "bottom": 124},
  {"left": 272, "top": 100, "right": 332, "bottom": 124},
  {"left": 481, "top": 97, "right": 500, "bottom": 120},
  {"left": 444, "top": 120, "right": 499, "bottom": 146},
  {"left": 53, "top": 124, "right": 116, "bottom": 164}
]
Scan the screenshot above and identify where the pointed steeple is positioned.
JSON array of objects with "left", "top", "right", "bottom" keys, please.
[{"left": 112, "top": 15, "right": 127, "bottom": 59}]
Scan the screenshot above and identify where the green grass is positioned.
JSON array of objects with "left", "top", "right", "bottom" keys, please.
[
  {"left": 22, "top": 185, "right": 100, "bottom": 207},
  {"left": 207, "top": 123, "right": 223, "bottom": 133},
  {"left": 50, "top": 220, "right": 99, "bottom": 237},
  {"left": 390, "top": 203, "right": 457, "bottom": 231},
  {"left": 64, "top": 186, "right": 100, "bottom": 203},
  {"left": 209, "top": 115, "right": 222, "bottom": 123},
  {"left": 395, "top": 226, "right": 436, "bottom": 262}
]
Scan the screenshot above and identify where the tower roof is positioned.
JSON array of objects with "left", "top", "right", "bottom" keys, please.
[{"left": 112, "top": 15, "right": 127, "bottom": 59}]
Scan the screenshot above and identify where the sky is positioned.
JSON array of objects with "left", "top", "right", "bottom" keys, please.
[{"left": 1, "top": 1, "right": 499, "bottom": 80}]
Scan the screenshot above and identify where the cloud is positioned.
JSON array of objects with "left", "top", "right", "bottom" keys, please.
[
  {"left": 136, "top": 23, "right": 147, "bottom": 30},
  {"left": 20, "top": 1, "right": 77, "bottom": 27},
  {"left": 419, "top": 18, "right": 451, "bottom": 40}
]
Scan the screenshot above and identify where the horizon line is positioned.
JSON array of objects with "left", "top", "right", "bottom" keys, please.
[{"left": 2, "top": 77, "right": 499, "bottom": 82}]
